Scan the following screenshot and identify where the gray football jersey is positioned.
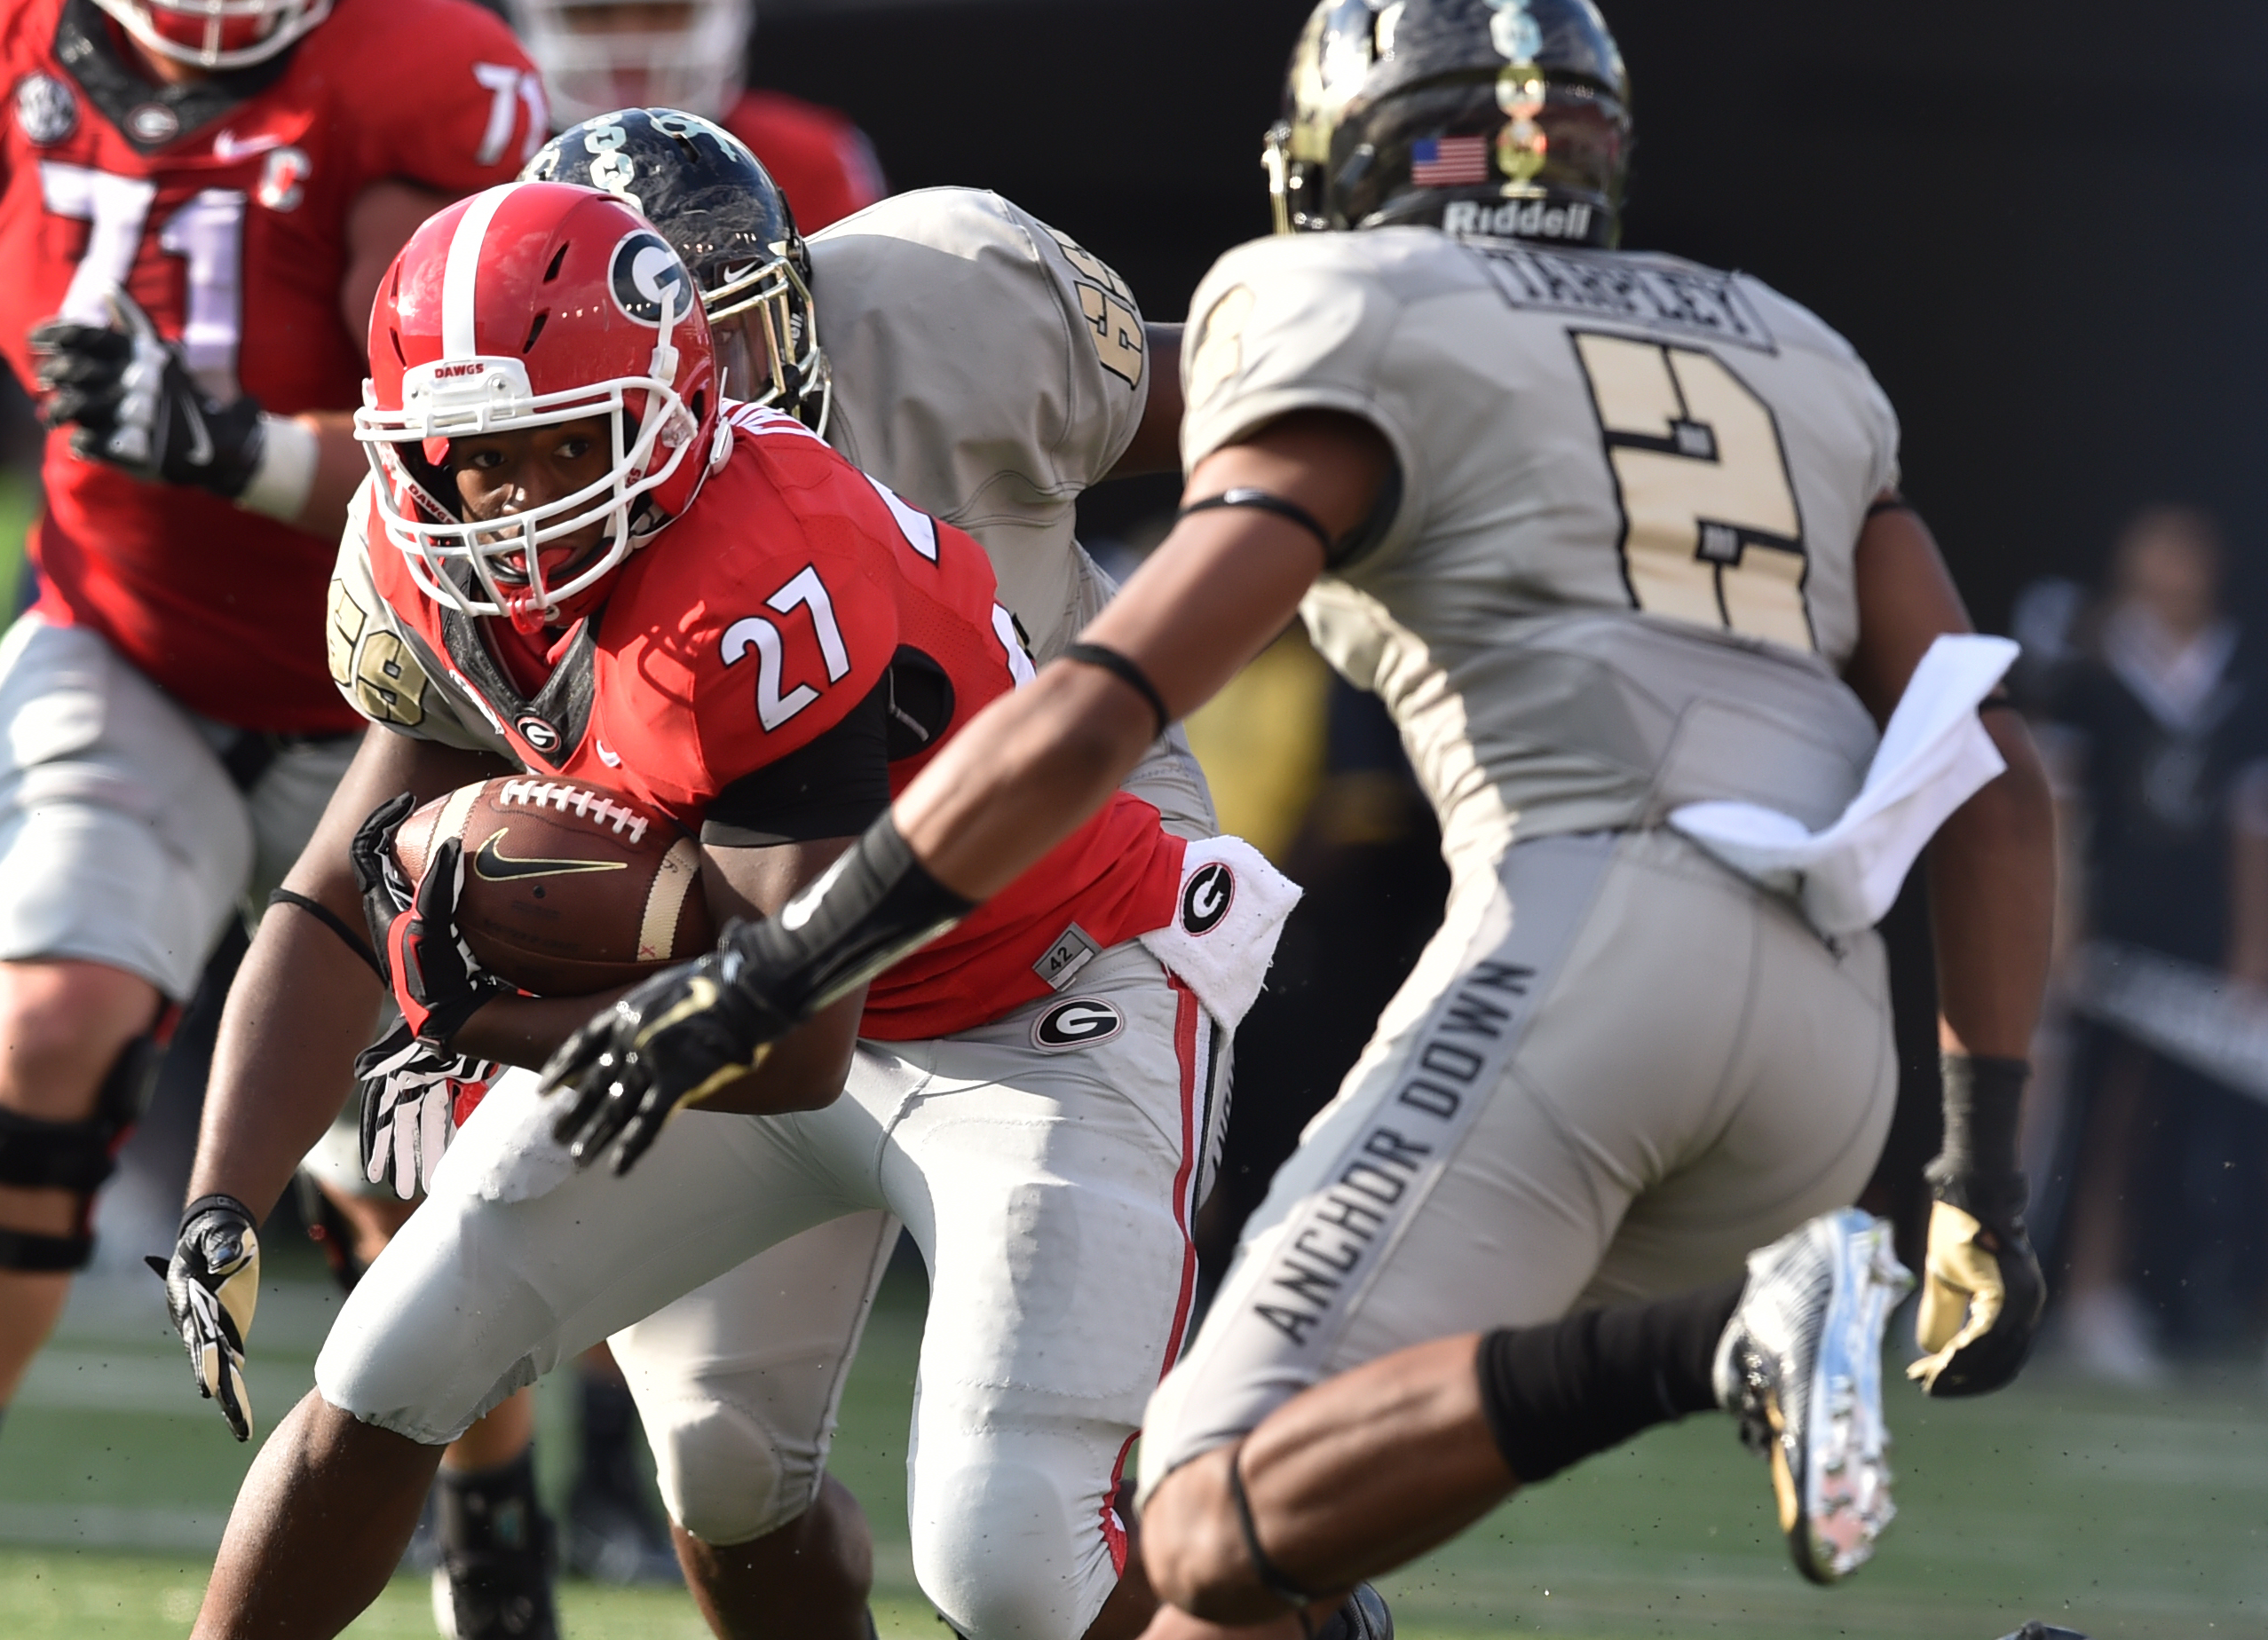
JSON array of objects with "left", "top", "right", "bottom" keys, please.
[
  {"left": 1181, "top": 227, "right": 1895, "bottom": 870},
  {"left": 812, "top": 187, "right": 1146, "bottom": 661}
]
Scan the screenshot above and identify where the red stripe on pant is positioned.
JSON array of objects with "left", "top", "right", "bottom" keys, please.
[{"left": 1098, "top": 975, "right": 1208, "bottom": 1576}]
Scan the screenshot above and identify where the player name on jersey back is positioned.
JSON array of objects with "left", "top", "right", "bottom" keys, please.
[{"left": 1467, "top": 239, "right": 1777, "bottom": 352}]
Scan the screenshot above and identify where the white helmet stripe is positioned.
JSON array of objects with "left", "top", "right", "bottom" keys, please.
[{"left": 441, "top": 185, "right": 515, "bottom": 361}]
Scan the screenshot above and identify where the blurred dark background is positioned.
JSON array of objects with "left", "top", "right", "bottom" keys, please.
[{"left": 754, "top": 0, "right": 2268, "bottom": 632}]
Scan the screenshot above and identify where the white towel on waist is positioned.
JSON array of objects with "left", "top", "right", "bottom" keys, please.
[
  {"left": 1668, "top": 634, "right": 2019, "bottom": 937},
  {"left": 1138, "top": 834, "right": 1303, "bottom": 1030}
]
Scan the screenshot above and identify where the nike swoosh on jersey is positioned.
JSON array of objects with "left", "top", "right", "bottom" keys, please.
[
  {"left": 211, "top": 130, "right": 284, "bottom": 162},
  {"left": 471, "top": 828, "right": 629, "bottom": 882}
]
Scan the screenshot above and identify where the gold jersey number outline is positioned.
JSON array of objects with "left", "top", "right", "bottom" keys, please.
[{"left": 1569, "top": 330, "right": 1814, "bottom": 653}]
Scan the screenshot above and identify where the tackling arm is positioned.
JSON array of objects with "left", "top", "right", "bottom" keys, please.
[{"left": 536, "top": 411, "right": 1393, "bottom": 1164}]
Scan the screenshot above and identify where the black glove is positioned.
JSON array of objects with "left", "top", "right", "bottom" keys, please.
[
  {"left": 351, "top": 794, "right": 509, "bottom": 1042},
  {"left": 541, "top": 921, "right": 795, "bottom": 1176},
  {"left": 144, "top": 1195, "right": 261, "bottom": 1442},
  {"left": 1907, "top": 1054, "right": 2046, "bottom": 1397},
  {"left": 358, "top": 1021, "right": 501, "bottom": 1201},
  {"left": 31, "top": 286, "right": 265, "bottom": 498}
]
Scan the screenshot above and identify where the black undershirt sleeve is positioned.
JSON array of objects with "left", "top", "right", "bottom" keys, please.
[{"left": 700, "top": 674, "right": 892, "bottom": 848}]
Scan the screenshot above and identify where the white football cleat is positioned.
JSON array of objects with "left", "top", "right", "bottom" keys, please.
[{"left": 1714, "top": 1208, "right": 1913, "bottom": 1583}]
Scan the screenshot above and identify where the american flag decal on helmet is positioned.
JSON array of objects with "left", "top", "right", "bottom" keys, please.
[{"left": 1411, "top": 136, "right": 1492, "bottom": 187}]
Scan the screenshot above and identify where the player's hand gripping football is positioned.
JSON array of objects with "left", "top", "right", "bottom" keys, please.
[
  {"left": 352, "top": 793, "right": 512, "bottom": 1044},
  {"left": 29, "top": 285, "right": 266, "bottom": 497},
  {"left": 541, "top": 922, "right": 794, "bottom": 1175},
  {"left": 356, "top": 1021, "right": 501, "bottom": 1201},
  {"left": 1908, "top": 1054, "right": 2047, "bottom": 1397},
  {"left": 144, "top": 1195, "right": 261, "bottom": 1442}
]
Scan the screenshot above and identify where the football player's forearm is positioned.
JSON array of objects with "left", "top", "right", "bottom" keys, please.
[
  {"left": 455, "top": 988, "right": 633, "bottom": 1070},
  {"left": 191, "top": 913, "right": 383, "bottom": 1221},
  {"left": 682, "top": 990, "right": 867, "bottom": 1116},
  {"left": 1927, "top": 710, "right": 2056, "bottom": 1061},
  {"left": 896, "top": 658, "right": 1158, "bottom": 899},
  {"left": 279, "top": 411, "right": 368, "bottom": 539}
]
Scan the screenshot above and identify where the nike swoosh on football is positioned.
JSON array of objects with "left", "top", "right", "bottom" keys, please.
[
  {"left": 471, "top": 827, "right": 630, "bottom": 882},
  {"left": 211, "top": 130, "right": 283, "bottom": 162}
]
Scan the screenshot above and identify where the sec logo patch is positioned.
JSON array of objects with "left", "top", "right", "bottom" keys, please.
[
  {"left": 1032, "top": 997, "right": 1124, "bottom": 1053},
  {"left": 1181, "top": 862, "right": 1235, "bottom": 935}
]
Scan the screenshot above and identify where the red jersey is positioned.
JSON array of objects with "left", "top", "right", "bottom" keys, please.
[
  {"left": 354, "top": 406, "right": 1183, "bottom": 1040},
  {"left": 722, "top": 89, "right": 882, "bottom": 233},
  {"left": 0, "top": 0, "right": 545, "bottom": 732}
]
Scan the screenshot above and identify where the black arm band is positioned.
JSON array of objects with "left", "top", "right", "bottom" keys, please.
[
  {"left": 1061, "top": 642, "right": 1170, "bottom": 737},
  {"left": 1930, "top": 1054, "right": 2029, "bottom": 1213},
  {"left": 723, "top": 812, "right": 976, "bottom": 1022},
  {"left": 1225, "top": 1442, "right": 1329, "bottom": 1612},
  {"left": 1178, "top": 486, "right": 1336, "bottom": 559},
  {"left": 265, "top": 888, "right": 383, "bottom": 982},
  {"left": 1865, "top": 495, "right": 1915, "bottom": 519}
]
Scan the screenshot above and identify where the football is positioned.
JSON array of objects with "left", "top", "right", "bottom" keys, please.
[{"left": 393, "top": 776, "right": 715, "bottom": 997}]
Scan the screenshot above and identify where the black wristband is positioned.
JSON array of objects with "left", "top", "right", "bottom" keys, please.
[
  {"left": 1062, "top": 642, "right": 1170, "bottom": 737},
  {"left": 1931, "top": 1053, "right": 2029, "bottom": 1215},
  {"left": 1224, "top": 1442, "right": 1327, "bottom": 1610},
  {"left": 178, "top": 1193, "right": 257, "bottom": 1236},
  {"left": 724, "top": 813, "right": 976, "bottom": 1023}
]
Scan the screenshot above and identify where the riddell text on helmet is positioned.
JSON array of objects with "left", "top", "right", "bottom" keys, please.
[{"left": 1442, "top": 199, "right": 1593, "bottom": 241}]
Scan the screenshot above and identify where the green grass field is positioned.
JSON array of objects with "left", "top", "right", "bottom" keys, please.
[{"left": 6, "top": 1246, "right": 2266, "bottom": 1639}]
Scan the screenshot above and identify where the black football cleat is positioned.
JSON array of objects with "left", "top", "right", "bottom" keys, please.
[
  {"left": 1995, "top": 1627, "right": 2088, "bottom": 1640},
  {"left": 1714, "top": 1209, "right": 1912, "bottom": 1584}
]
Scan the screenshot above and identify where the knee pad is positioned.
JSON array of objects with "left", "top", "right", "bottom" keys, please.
[
  {"left": 0, "top": 1035, "right": 159, "bottom": 1271},
  {"left": 644, "top": 1393, "right": 818, "bottom": 1547},
  {"left": 913, "top": 1460, "right": 1112, "bottom": 1640}
]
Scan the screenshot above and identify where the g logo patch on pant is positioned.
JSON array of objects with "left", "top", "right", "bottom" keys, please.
[{"left": 1031, "top": 997, "right": 1124, "bottom": 1053}]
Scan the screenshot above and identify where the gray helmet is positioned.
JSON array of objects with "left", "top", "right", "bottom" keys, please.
[{"left": 1264, "top": 0, "right": 1632, "bottom": 246}]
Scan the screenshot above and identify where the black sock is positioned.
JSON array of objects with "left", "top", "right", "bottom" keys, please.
[
  {"left": 439, "top": 1448, "right": 544, "bottom": 1557},
  {"left": 1475, "top": 1277, "right": 1744, "bottom": 1484}
]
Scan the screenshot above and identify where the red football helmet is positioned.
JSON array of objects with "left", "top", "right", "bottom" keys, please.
[
  {"left": 358, "top": 182, "right": 723, "bottom": 624},
  {"left": 91, "top": 0, "right": 332, "bottom": 69}
]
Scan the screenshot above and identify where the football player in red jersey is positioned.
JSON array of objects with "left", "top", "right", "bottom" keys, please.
[
  {"left": 182, "top": 181, "right": 1293, "bottom": 1640},
  {"left": 0, "top": 0, "right": 554, "bottom": 1628},
  {"left": 507, "top": 0, "right": 884, "bottom": 230}
]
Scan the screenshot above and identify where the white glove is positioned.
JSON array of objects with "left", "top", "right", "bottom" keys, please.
[{"left": 356, "top": 1021, "right": 499, "bottom": 1200}]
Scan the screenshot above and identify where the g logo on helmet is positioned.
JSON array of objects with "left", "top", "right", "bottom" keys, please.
[{"left": 609, "top": 231, "right": 691, "bottom": 327}]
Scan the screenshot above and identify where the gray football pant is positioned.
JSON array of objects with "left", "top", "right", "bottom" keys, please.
[{"left": 1138, "top": 826, "right": 1896, "bottom": 1502}]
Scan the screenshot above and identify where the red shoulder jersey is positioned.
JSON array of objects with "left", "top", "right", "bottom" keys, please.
[
  {"left": 722, "top": 89, "right": 883, "bottom": 233},
  {"left": 0, "top": 0, "right": 545, "bottom": 732},
  {"left": 363, "top": 406, "right": 1184, "bottom": 1040}
]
